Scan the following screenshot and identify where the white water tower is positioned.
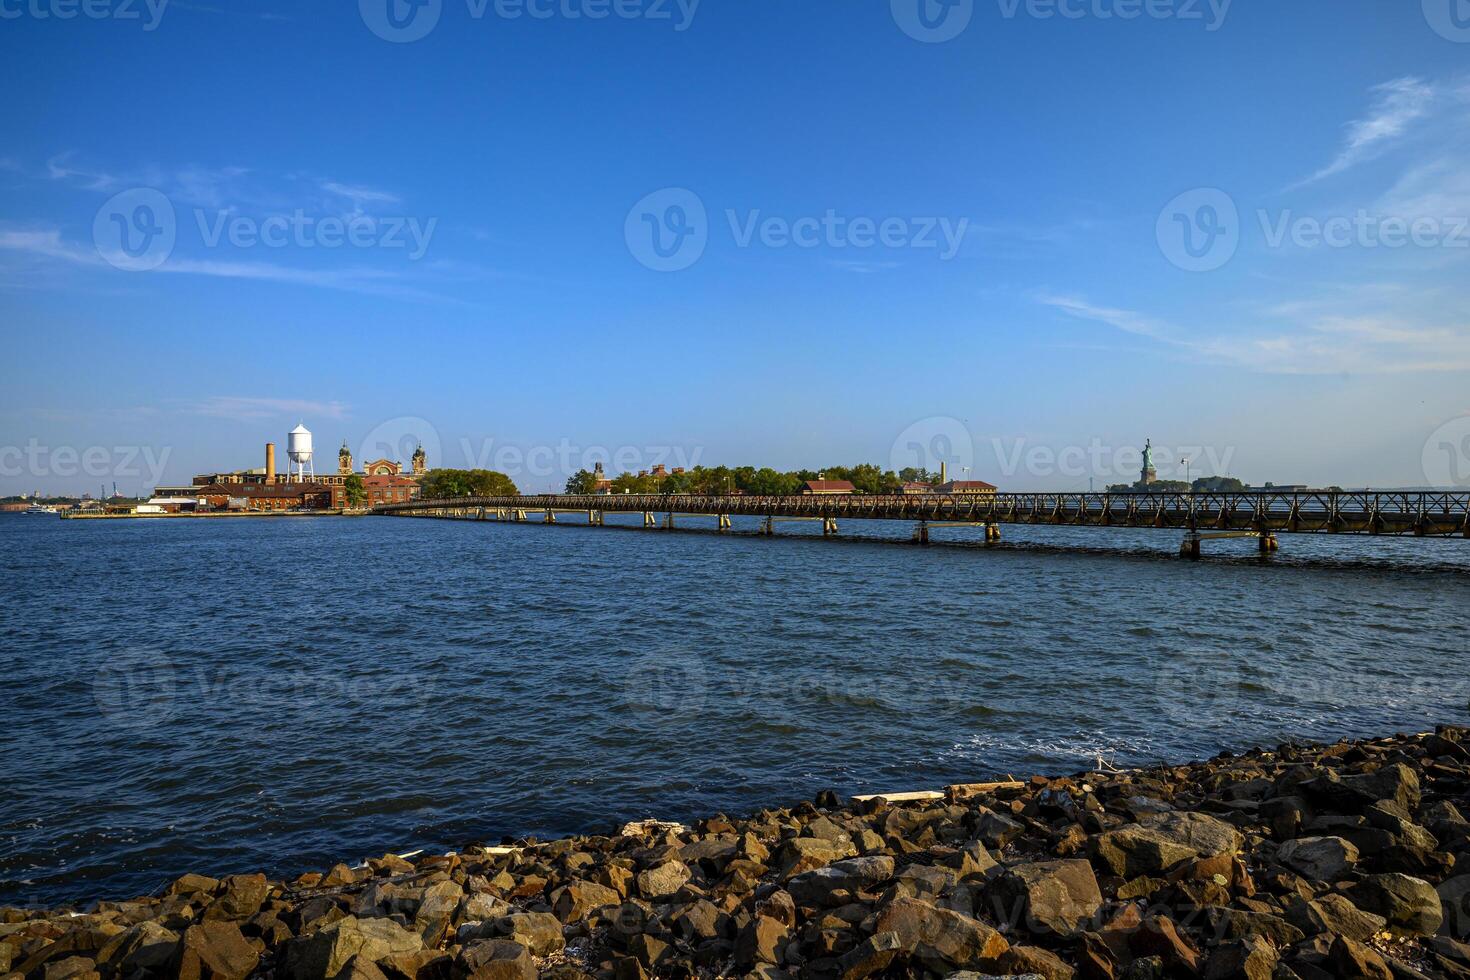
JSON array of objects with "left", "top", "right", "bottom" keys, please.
[{"left": 288, "top": 423, "right": 314, "bottom": 482}]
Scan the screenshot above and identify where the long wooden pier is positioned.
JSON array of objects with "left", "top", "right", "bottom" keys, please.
[{"left": 376, "top": 490, "right": 1470, "bottom": 558}]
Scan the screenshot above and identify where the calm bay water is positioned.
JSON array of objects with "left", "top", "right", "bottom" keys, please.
[{"left": 2, "top": 511, "right": 1467, "bottom": 906}]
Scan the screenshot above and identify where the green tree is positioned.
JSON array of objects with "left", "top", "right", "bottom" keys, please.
[
  {"left": 565, "top": 469, "right": 599, "bottom": 494},
  {"left": 661, "top": 471, "right": 694, "bottom": 495},
  {"left": 420, "top": 468, "right": 518, "bottom": 498},
  {"left": 344, "top": 474, "right": 366, "bottom": 507}
]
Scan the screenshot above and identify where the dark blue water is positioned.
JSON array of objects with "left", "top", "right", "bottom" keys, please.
[{"left": 2, "top": 512, "right": 1468, "bottom": 906}]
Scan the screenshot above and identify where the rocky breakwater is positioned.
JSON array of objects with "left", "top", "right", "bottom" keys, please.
[{"left": 5, "top": 726, "right": 1470, "bottom": 980}]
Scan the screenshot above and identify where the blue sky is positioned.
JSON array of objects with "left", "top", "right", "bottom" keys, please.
[{"left": 3, "top": 0, "right": 1470, "bottom": 494}]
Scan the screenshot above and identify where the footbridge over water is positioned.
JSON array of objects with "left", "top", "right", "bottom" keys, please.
[{"left": 375, "top": 490, "right": 1470, "bottom": 558}]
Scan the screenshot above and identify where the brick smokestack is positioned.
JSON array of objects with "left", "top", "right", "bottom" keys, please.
[{"left": 266, "top": 443, "right": 276, "bottom": 484}]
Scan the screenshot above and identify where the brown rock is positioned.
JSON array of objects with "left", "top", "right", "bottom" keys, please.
[
  {"left": 1276, "top": 836, "right": 1359, "bottom": 882},
  {"left": 837, "top": 931, "right": 902, "bottom": 980},
  {"left": 1202, "top": 934, "right": 1277, "bottom": 980},
  {"left": 1128, "top": 916, "right": 1199, "bottom": 974},
  {"left": 873, "top": 896, "right": 1008, "bottom": 973},
  {"left": 1000, "top": 944, "right": 1077, "bottom": 979},
  {"left": 283, "top": 916, "right": 424, "bottom": 980},
  {"left": 1351, "top": 872, "right": 1444, "bottom": 935},
  {"left": 460, "top": 939, "right": 535, "bottom": 980},
  {"left": 1327, "top": 935, "right": 1392, "bottom": 980},
  {"left": 994, "top": 859, "right": 1104, "bottom": 937},
  {"left": 1094, "top": 812, "right": 1244, "bottom": 878},
  {"left": 203, "top": 874, "right": 270, "bottom": 922},
  {"left": 551, "top": 879, "right": 623, "bottom": 922},
  {"left": 635, "top": 861, "right": 691, "bottom": 900},
  {"left": 175, "top": 921, "right": 259, "bottom": 980}
]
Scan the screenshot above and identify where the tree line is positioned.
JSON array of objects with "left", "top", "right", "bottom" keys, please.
[{"left": 563, "top": 465, "right": 951, "bottom": 496}]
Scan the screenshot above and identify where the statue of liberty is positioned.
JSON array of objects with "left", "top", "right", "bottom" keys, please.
[{"left": 1141, "top": 439, "right": 1158, "bottom": 486}]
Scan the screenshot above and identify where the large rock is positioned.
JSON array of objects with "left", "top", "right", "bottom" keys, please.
[
  {"left": 999, "top": 944, "right": 1076, "bottom": 980},
  {"left": 1303, "top": 763, "right": 1420, "bottom": 812},
  {"left": 551, "top": 879, "right": 623, "bottom": 922},
  {"left": 636, "top": 861, "right": 691, "bottom": 900},
  {"left": 788, "top": 856, "right": 895, "bottom": 908},
  {"left": 175, "top": 921, "right": 259, "bottom": 980},
  {"left": 1327, "top": 935, "right": 1393, "bottom": 980},
  {"left": 1440, "top": 876, "right": 1470, "bottom": 939},
  {"left": 993, "top": 860, "right": 1103, "bottom": 937},
  {"left": 493, "top": 912, "right": 564, "bottom": 957},
  {"left": 873, "top": 896, "right": 1009, "bottom": 972},
  {"left": 1276, "top": 836, "right": 1359, "bottom": 882},
  {"left": 1203, "top": 934, "right": 1277, "bottom": 980},
  {"left": 1285, "top": 894, "right": 1387, "bottom": 942},
  {"left": 1093, "top": 811, "right": 1243, "bottom": 878},
  {"left": 1351, "top": 873, "right": 1443, "bottom": 936},
  {"left": 836, "top": 930, "right": 902, "bottom": 980},
  {"left": 203, "top": 874, "right": 270, "bottom": 922},
  {"left": 460, "top": 939, "right": 535, "bottom": 980},
  {"left": 284, "top": 915, "right": 424, "bottom": 980},
  {"left": 96, "top": 920, "right": 179, "bottom": 973}
]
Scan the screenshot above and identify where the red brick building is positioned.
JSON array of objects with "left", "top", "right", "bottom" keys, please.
[{"left": 194, "top": 483, "right": 336, "bottom": 511}]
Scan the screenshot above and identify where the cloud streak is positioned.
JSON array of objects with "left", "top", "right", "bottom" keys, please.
[
  {"left": 187, "top": 397, "right": 349, "bottom": 421},
  {"left": 1292, "top": 77, "right": 1435, "bottom": 188},
  {"left": 1040, "top": 294, "right": 1470, "bottom": 376}
]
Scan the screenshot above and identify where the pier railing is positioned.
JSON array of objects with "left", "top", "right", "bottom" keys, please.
[{"left": 377, "top": 490, "right": 1470, "bottom": 538}]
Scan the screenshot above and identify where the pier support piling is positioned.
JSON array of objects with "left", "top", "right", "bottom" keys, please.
[{"left": 718, "top": 514, "right": 732, "bottom": 532}]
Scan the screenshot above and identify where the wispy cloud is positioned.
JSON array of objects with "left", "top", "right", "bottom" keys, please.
[
  {"left": 826, "top": 258, "right": 901, "bottom": 274},
  {"left": 1292, "top": 77, "right": 1436, "bottom": 188},
  {"left": 188, "top": 397, "right": 349, "bottom": 421},
  {"left": 1040, "top": 294, "right": 1470, "bottom": 375},
  {"left": 0, "top": 226, "right": 470, "bottom": 305},
  {"left": 320, "top": 181, "right": 400, "bottom": 208}
]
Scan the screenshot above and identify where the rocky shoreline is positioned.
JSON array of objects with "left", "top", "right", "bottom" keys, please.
[{"left": 5, "top": 728, "right": 1470, "bottom": 980}]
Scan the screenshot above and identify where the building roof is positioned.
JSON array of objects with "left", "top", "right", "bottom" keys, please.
[
  {"left": 901, "top": 481, "right": 935, "bottom": 491},
  {"left": 940, "top": 480, "right": 998, "bottom": 491},
  {"left": 196, "top": 482, "right": 332, "bottom": 497},
  {"left": 803, "top": 479, "right": 857, "bottom": 493}
]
